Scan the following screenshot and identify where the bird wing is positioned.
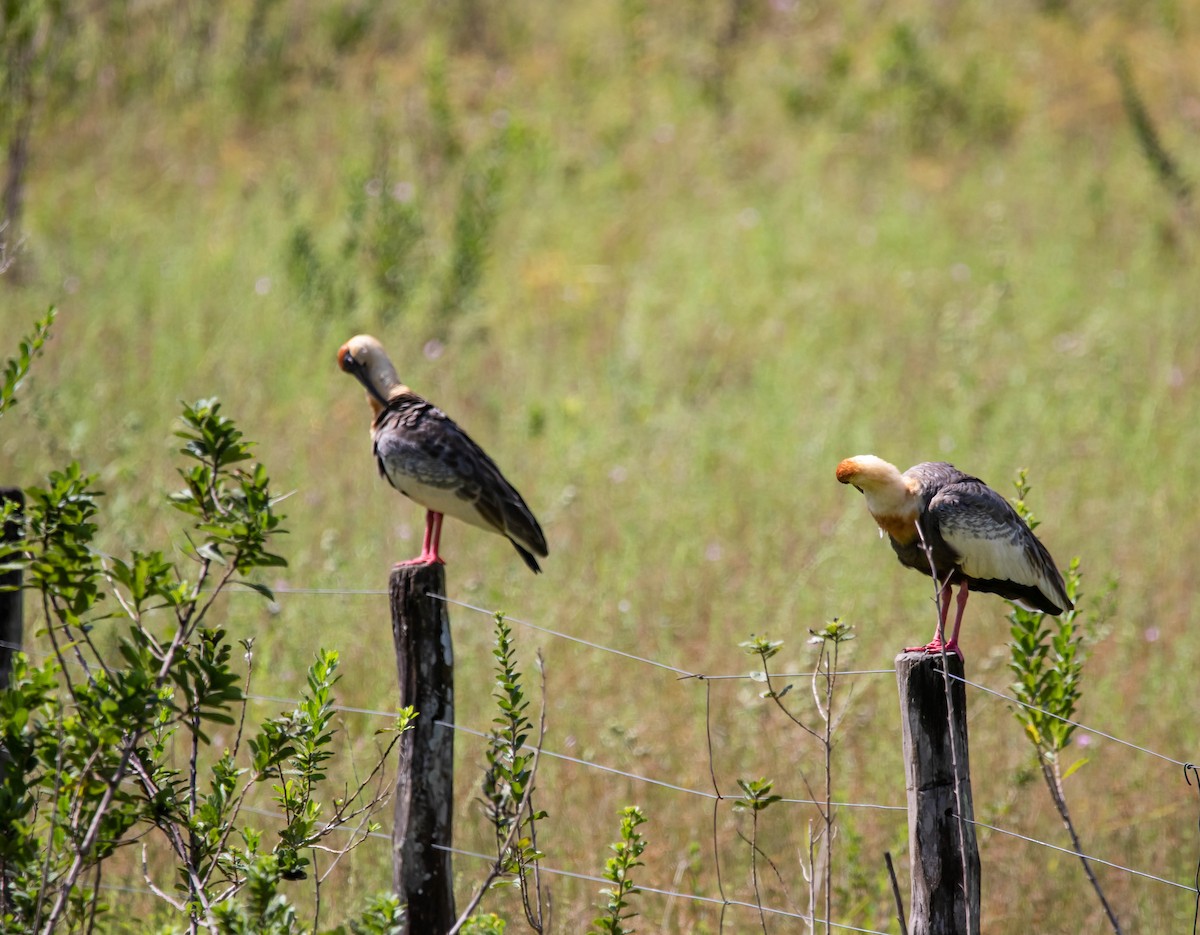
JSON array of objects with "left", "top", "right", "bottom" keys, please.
[
  {"left": 929, "top": 480, "right": 1072, "bottom": 612},
  {"left": 372, "top": 394, "right": 548, "bottom": 559}
]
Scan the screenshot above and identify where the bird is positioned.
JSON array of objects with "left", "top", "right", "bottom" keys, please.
[
  {"left": 835, "top": 455, "right": 1072, "bottom": 659},
  {"left": 337, "top": 334, "right": 548, "bottom": 573}
]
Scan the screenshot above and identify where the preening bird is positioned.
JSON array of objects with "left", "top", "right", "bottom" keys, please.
[
  {"left": 835, "top": 455, "right": 1072, "bottom": 659},
  {"left": 338, "top": 334, "right": 548, "bottom": 573}
]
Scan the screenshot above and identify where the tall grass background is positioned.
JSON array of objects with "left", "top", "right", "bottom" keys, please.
[{"left": 2, "top": 1, "right": 1199, "bottom": 931}]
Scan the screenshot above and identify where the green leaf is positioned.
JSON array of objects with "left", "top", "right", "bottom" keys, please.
[
  {"left": 0, "top": 308, "right": 55, "bottom": 420},
  {"left": 235, "top": 580, "right": 277, "bottom": 600}
]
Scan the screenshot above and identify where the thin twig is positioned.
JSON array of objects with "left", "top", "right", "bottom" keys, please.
[
  {"left": 884, "top": 852, "right": 908, "bottom": 935},
  {"left": 806, "top": 820, "right": 817, "bottom": 935},
  {"left": 821, "top": 641, "right": 835, "bottom": 935},
  {"left": 141, "top": 843, "right": 185, "bottom": 910},
  {"left": 449, "top": 654, "right": 550, "bottom": 935},
  {"left": 1039, "top": 758, "right": 1122, "bottom": 934},
  {"left": 702, "top": 679, "right": 730, "bottom": 928},
  {"left": 39, "top": 557, "right": 233, "bottom": 934},
  {"left": 448, "top": 739, "right": 548, "bottom": 934},
  {"left": 759, "top": 657, "right": 822, "bottom": 810},
  {"left": 525, "top": 650, "right": 550, "bottom": 932},
  {"left": 32, "top": 710, "right": 68, "bottom": 932},
  {"left": 749, "top": 814, "right": 768, "bottom": 934},
  {"left": 1188, "top": 764, "right": 1200, "bottom": 935},
  {"left": 311, "top": 848, "right": 322, "bottom": 934},
  {"left": 83, "top": 859, "right": 102, "bottom": 935}
]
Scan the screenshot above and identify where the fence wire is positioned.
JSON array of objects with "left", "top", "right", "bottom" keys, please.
[
  {"left": 7, "top": 583, "right": 1199, "bottom": 916},
  {"left": 214, "top": 586, "right": 1200, "bottom": 897},
  {"left": 436, "top": 843, "right": 895, "bottom": 935}
]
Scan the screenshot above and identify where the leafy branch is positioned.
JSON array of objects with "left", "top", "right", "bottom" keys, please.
[
  {"left": 0, "top": 395, "right": 406, "bottom": 934},
  {"left": 0, "top": 307, "right": 54, "bottom": 420},
  {"left": 453, "top": 613, "right": 549, "bottom": 934},
  {"left": 741, "top": 620, "right": 854, "bottom": 934},
  {"left": 734, "top": 778, "right": 783, "bottom": 934},
  {"left": 591, "top": 805, "right": 648, "bottom": 935},
  {"left": 1008, "top": 470, "right": 1121, "bottom": 935}
]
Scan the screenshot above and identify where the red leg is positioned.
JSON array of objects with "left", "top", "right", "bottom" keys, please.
[
  {"left": 427, "top": 511, "right": 446, "bottom": 565},
  {"left": 944, "top": 580, "right": 970, "bottom": 657},
  {"left": 394, "top": 511, "right": 446, "bottom": 568},
  {"left": 423, "top": 511, "right": 436, "bottom": 560},
  {"left": 906, "top": 580, "right": 965, "bottom": 660}
]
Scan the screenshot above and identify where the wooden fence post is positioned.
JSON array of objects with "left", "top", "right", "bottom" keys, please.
[
  {"left": 895, "top": 651, "right": 981, "bottom": 935},
  {"left": 0, "top": 487, "right": 23, "bottom": 691},
  {"left": 390, "top": 562, "right": 456, "bottom": 934}
]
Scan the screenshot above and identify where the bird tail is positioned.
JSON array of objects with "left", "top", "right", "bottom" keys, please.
[{"left": 511, "top": 539, "right": 543, "bottom": 574}]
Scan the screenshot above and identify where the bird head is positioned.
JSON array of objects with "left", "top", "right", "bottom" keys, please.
[
  {"left": 836, "top": 455, "right": 919, "bottom": 516},
  {"left": 836, "top": 454, "right": 901, "bottom": 490},
  {"left": 337, "top": 334, "right": 406, "bottom": 413}
]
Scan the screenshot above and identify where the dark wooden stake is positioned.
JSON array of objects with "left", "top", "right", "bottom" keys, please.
[
  {"left": 895, "top": 651, "right": 981, "bottom": 935},
  {"left": 0, "top": 487, "right": 24, "bottom": 691},
  {"left": 390, "top": 562, "right": 456, "bottom": 934}
]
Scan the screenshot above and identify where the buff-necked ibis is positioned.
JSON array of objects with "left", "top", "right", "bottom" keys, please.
[
  {"left": 338, "top": 334, "right": 548, "bottom": 573},
  {"left": 836, "top": 455, "right": 1072, "bottom": 659}
]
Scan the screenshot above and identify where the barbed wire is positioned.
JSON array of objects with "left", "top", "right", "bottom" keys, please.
[
  {"left": 235, "top": 800, "right": 896, "bottom": 930},
  {"left": 240, "top": 587, "right": 899, "bottom": 681},
  {"left": 194, "top": 789, "right": 1200, "bottom": 906},
  {"left": 28, "top": 582, "right": 1196, "bottom": 769},
  {"left": 240, "top": 694, "right": 905, "bottom": 812},
  {"left": 10, "top": 585, "right": 1195, "bottom": 785},
  {"left": 418, "top": 592, "right": 1194, "bottom": 769},
  {"left": 437, "top": 843, "right": 895, "bottom": 934},
  {"left": 189, "top": 796, "right": 901, "bottom": 935},
  {"left": 429, "top": 593, "right": 697, "bottom": 676},
  {"left": 962, "top": 814, "right": 1196, "bottom": 892},
  {"left": 100, "top": 826, "right": 894, "bottom": 934},
  {"left": 953, "top": 672, "right": 1192, "bottom": 769},
  {"left": 438, "top": 720, "right": 908, "bottom": 813},
  {"left": 16, "top": 586, "right": 1195, "bottom": 787},
  {"left": 691, "top": 669, "right": 898, "bottom": 679},
  {"left": 245, "top": 691, "right": 409, "bottom": 721},
  {"left": 232, "top": 697, "right": 1198, "bottom": 895},
  {"left": 7, "top": 585, "right": 1199, "bottom": 904}
]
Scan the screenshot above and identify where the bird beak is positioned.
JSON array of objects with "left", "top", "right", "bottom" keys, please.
[{"left": 339, "top": 348, "right": 391, "bottom": 410}]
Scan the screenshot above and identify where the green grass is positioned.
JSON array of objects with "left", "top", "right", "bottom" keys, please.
[{"left": 4, "top": 1, "right": 1200, "bottom": 931}]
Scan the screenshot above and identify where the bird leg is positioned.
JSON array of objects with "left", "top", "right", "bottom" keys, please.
[
  {"left": 906, "top": 579, "right": 965, "bottom": 660},
  {"left": 427, "top": 511, "right": 445, "bottom": 564},
  {"left": 393, "top": 510, "right": 447, "bottom": 568},
  {"left": 945, "top": 580, "right": 970, "bottom": 654}
]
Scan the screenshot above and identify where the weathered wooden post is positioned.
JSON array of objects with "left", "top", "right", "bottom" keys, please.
[
  {"left": 390, "top": 562, "right": 455, "bottom": 933},
  {"left": 0, "top": 487, "right": 23, "bottom": 691},
  {"left": 895, "top": 651, "right": 981, "bottom": 935}
]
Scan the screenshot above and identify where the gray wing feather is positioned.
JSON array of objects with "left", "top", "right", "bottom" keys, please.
[
  {"left": 373, "top": 395, "right": 548, "bottom": 559},
  {"left": 928, "top": 477, "right": 1071, "bottom": 612}
]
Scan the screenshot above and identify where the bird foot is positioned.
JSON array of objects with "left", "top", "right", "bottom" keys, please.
[
  {"left": 904, "top": 639, "right": 964, "bottom": 661},
  {"left": 393, "top": 555, "right": 446, "bottom": 569}
]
